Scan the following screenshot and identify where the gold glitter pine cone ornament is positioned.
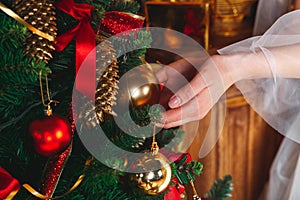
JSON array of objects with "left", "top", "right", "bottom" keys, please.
[
  {"left": 95, "top": 35, "right": 119, "bottom": 122},
  {"left": 75, "top": 36, "right": 119, "bottom": 126},
  {"left": 14, "top": 0, "right": 57, "bottom": 63},
  {"left": 94, "top": 11, "right": 145, "bottom": 122}
]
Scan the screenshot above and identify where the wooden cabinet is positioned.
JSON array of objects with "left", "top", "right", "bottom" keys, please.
[{"left": 185, "top": 87, "right": 283, "bottom": 199}]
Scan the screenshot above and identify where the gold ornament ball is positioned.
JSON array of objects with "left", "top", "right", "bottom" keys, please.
[
  {"left": 115, "top": 66, "right": 160, "bottom": 112},
  {"left": 130, "top": 152, "right": 172, "bottom": 195}
]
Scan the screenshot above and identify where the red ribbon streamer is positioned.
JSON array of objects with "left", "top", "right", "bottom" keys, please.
[
  {"left": 55, "top": 0, "right": 96, "bottom": 99},
  {"left": 0, "top": 167, "right": 20, "bottom": 199}
]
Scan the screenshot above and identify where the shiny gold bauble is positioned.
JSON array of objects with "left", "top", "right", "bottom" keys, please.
[
  {"left": 115, "top": 66, "right": 160, "bottom": 112},
  {"left": 130, "top": 152, "right": 172, "bottom": 195}
]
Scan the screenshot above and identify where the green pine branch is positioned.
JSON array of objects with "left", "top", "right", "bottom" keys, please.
[
  {"left": 0, "top": 12, "right": 51, "bottom": 122},
  {"left": 204, "top": 175, "right": 233, "bottom": 200},
  {"left": 96, "top": 0, "right": 140, "bottom": 14},
  {"left": 173, "top": 157, "right": 203, "bottom": 185}
]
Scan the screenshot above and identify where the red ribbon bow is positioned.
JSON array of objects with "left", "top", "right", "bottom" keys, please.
[
  {"left": 55, "top": 0, "right": 96, "bottom": 99},
  {"left": 0, "top": 167, "right": 20, "bottom": 199}
]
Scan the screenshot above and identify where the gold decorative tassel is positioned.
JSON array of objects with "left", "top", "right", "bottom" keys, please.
[
  {"left": 14, "top": 0, "right": 57, "bottom": 63},
  {"left": 95, "top": 35, "right": 119, "bottom": 122}
]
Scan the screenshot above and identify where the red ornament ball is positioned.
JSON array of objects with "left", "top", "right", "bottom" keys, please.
[{"left": 29, "top": 115, "right": 72, "bottom": 157}]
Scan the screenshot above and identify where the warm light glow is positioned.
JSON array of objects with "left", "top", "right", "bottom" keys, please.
[
  {"left": 157, "top": 170, "right": 163, "bottom": 177},
  {"left": 56, "top": 130, "right": 63, "bottom": 139},
  {"left": 142, "top": 86, "right": 150, "bottom": 96},
  {"left": 131, "top": 87, "right": 140, "bottom": 99},
  {"left": 147, "top": 171, "right": 154, "bottom": 180},
  {"left": 46, "top": 136, "right": 52, "bottom": 142}
]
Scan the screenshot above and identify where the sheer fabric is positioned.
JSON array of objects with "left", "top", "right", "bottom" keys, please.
[
  {"left": 253, "top": 0, "right": 293, "bottom": 35},
  {"left": 218, "top": 10, "right": 300, "bottom": 199},
  {"left": 261, "top": 138, "right": 300, "bottom": 200}
]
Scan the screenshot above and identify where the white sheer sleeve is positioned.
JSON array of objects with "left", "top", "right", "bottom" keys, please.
[
  {"left": 218, "top": 10, "right": 300, "bottom": 144},
  {"left": 253, "top": 0, "right": 293, "bottom": 35},
  {"left": 218, "top": 10, "right": 300, "bottom": 200}
]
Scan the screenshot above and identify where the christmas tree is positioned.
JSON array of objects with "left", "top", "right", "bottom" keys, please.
[{"left": 0, "top": 0, "right": 232, "bottom": 199}]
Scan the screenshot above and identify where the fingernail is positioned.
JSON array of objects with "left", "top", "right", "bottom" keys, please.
[{"left": 169, "top": 95, "right": 181, "bottom": 108}]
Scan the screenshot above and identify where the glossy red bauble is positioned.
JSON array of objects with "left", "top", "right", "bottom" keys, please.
[{"left": 29, "top": 115, "right": 72, "bottom": 157}]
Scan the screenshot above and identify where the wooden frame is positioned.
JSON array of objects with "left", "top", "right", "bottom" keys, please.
[{"left": 144, "top": 1, "right": 210, "bottom": 50}]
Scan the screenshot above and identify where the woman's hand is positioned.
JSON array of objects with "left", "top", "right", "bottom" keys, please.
[{"left": 156, "top": 55, "right": 239, "bottom": 129}]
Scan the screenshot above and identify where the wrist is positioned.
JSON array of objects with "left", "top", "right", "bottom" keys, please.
[
  {"left": 220, "top": 51, "right": 272, "bottom": 82},
  {"left": 211, "top": 54, "right": 240, "bottom": 90}
]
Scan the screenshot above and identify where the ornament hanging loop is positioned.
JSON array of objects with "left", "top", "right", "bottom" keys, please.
[
  {"left": 45, "top": 104, "right": 53, "bottom": 117},
  {"left": 151, "top": 123, "right": 159, "bottom": 155},
  {"left": 39, "top": 70, "right": 59, "bottom": 116},
  {"left": 190, "top": 180, "right": 201, "bottom": 200}
]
